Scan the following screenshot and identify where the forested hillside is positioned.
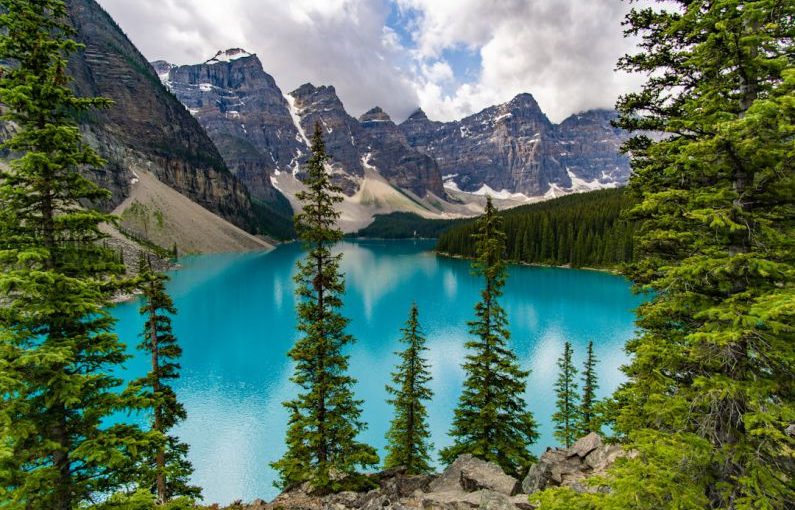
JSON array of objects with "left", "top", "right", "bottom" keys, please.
[
  {"left": 436, "top": 189, "right": 635, "bottom": 268},
  {"left": 353, "top": 212, "right": 465, "bottom": 239}
]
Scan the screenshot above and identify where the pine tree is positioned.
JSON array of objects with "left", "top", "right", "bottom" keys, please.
[
  {"left": 272, "top": 124, "right": 378, "bottom": 492},
  {"left": 0, "top": 1, "right": 149, "bottom": 507},
  {"left": 535, "top": 2, "right": 795, "bottom": 509},
  {"left": 551, "top": 341, "right": 579, "bottom": 448},
  {"left": 577, "top": 340, "right": 599, "bottom": 436},
  {"left": 135, "top": 255, "right": 200, "bottom": 503},
  {"left": 439, "top": 196, "right": 538, "bottom": 477},
  {"left": 384, "top": 303, "right": 434, "bottom": 474}
]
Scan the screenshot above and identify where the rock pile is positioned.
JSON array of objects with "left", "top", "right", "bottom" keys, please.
[
  {"left": 231, "top": 434, "right": 628, "bottom": 510},
  {"left": 521, "top": 433, "right": 629, "bottom": 495}
]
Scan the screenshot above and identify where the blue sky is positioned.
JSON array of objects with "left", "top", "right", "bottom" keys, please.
[{"left": 98, "top": 0, "right": 648, "bottom": 123}]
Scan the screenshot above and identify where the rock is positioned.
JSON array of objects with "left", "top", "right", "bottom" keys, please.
[
  {"left": 420, "top": 490, "right": 482, "bottom": 510},
  {"left": 429, "top": 455, "right": 518, "bottom": 496},
  {"left": 459, "top": 461, "right": 520, "bottom": 496},
  {"left": 786, "top": 423, "right": 795, "bottom": 437},
  {"left": 584, "top": 444, "right": 623, "bottom": 471},
  {"left": 479, "top": 490, "right": 515, "bottom": 510},
  {"left": 569, "top": 433, "right": 603, "bottom": 458},
  {"left": 520, "top": 435, "right": 627, "bottom": 495}
]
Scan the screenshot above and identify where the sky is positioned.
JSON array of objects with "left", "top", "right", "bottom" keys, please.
[{"left": 96, "top": 0, "right": 650, "bottom": 124}]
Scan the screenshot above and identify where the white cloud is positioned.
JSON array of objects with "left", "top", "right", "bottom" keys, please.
[
  {"left": 399, "top": 0, "right": 646, "bottom": 122},
  {"left": 97, "top": 0, "right": 650, "bottom": 124},
  {"left": 97, "top": 0, "right": 420, "bottom": 120}
]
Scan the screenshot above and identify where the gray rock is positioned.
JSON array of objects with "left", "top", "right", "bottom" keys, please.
[
  {"left": 460, "top": 462, "right": 520, "bottom": 495},
  {"left": 786, "top": 423, "right": 795, "bottom": 437},
  {"left": 569, "top": 433, "right": 603, "bottom": 458},
  {"left": 399, "top": 98, "right": 630, "bottom": 197},
  {"left": 520, "top": 435, "right": 626, "bottom": 495},
  {"left": 430, "top": 455, "right": 518, "bottom": 496},
  {"left": 584, "top": 444, "right": 624, "bottom": 471},
  {"left": 479, "top": 490, "right": 515, "bottom": 510},
  {"left": 421, "top": 490, "right": 482, "bottom": 510}
]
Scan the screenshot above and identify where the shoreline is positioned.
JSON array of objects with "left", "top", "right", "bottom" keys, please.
[{"left": 434, "top": 250, "right": 622, "bottom": 275}]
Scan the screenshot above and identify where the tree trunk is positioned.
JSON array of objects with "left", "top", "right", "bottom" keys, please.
[{"left": 149, "top": 292, "right": 167, "bottom": 504}]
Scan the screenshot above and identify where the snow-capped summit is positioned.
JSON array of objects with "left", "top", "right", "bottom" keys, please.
[{"left": 205, "top": 48, "right": 254, "bottom": 64}]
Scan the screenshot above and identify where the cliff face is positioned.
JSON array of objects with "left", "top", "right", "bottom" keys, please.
[
  {"left": 63, "top": 0, "right": 262, "bottom": 233},
  {"left": 158, "top": 50, "right": 296, "bottom": 213},
  {"left": 357, "top": 107, "right": 444, "bottom": 197},
  {"left": 159, "top": 53, "right": 446, "bottom": 200},
  {"left": 399, "top": 96, "right": 630, "bottom": 196}
]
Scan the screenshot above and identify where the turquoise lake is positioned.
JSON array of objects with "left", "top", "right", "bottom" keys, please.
[{"left": 110, "top": 240, "right": 645, "bottom": 505}]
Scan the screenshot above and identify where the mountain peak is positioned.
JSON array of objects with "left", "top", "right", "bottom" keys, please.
[
  {"left": 508, "top": 92, "right": 540, "bottom": 110},
  {"left": 407, "top": 107, "right": 428, "bottom": 121},
  {"left": 359, "top": 106, "right": 391, "bottom": 123},
  {"left": 206, "top": 48, "right": 254, "bottom": 64}
]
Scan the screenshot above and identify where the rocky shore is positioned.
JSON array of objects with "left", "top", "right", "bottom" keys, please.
[{"left": 215, "top": 433, "right": 626, "bottom": 510}]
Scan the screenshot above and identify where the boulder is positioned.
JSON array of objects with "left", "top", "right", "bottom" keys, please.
[
  {"left": 521, "top": 435, "right": 628, "bottom": 495},
  {"left": 569, "top": 433, "right": 602, "bottom": 458},
  {"left": 480, "top": 491, "right": 516, "bottom": 510},
  {"left": 429, "top": 455, "right": 519, "bottom": 496},
  {"left": 584, "top": 444, "right": 624, "bottom": 472}
]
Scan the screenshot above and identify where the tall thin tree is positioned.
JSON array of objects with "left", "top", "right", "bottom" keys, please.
[
  {"left": 384, "top": 302, "right": 434, "bottom": 474},
  {"left": 552, "top": 341, "right": 579, "bottom": 448},
  {"left": 272, "top": 124, "right": 378, "bottom": 492},
  {"left": 0, "top": 1, "right": 148, "bottom": 507},
  {"left": 439, "top": 196, "right": 538, "bottom": 477},
  {"left": 135, "top": 256, "right": 200, "bottom": 503},
  {"left": 577, "top": 340, "right": 599, "bottom": 436}
]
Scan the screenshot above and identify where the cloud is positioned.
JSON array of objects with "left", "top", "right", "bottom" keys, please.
[
  {"left": 97, "top": 0, "right": 420, "bottom": 120},
  {"left": 399, "top": 0, "right": 646, "bottom": 122},
  {"left": 96, "top": 0, "right": 647, "bottom": 123}
]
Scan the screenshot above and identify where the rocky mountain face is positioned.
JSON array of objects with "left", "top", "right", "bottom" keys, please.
[
  {"left": 61, "top": 0, "right": 263, "bottom": 234},
  {"left": 399, "top": 97, "right": 630, "bottom": 197},
  {"left": 158, "top": 53, "right": 445, "bottom": 200},
  {"left": 154, "top": 49, "right": 297, "bottom": 213}
]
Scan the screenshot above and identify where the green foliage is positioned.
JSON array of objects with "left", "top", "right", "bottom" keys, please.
[
  {"left": 384, "top": 303, "right": 434, "bottom": 474},
  {"left": 577, "top": 340, "right": 600, "bottom": 436},
  {"left": 437, "top": 189, "right": 635, "bottom": 268},
  {"left": 353, "top": 212, "right": 466, "bottom": 239},
  {"left": 272, "top": 124, "right": 378, "bottom": 493},
  {"left": 0, "top": 1, "right": 151, "bottom": 508},
  {"left": 552, "top": 341, "right": 579, "bottom": 448},
  {"left": 532, "top": 432, "right": 714, "bottom": 510},
  {"left": 251, "top": 195, "right": 295, "bottom": 241},
  {"left": 439, "top": 197, "right": 538, "bottom": 477},
  {"left": 555, "top": 1, "right": 795, "bottom": 508},
  {"left": 134, "top": 257, "right": 200, "bottom": 503},
  {"left": 86, "top": 489, "right": 196, "bottom": 510}
]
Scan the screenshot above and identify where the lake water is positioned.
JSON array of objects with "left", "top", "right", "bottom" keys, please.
[{"left": 110, "top": 240, "right": 644, "bottom": 505}]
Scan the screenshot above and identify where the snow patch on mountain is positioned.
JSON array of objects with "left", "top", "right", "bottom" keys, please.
[
  {"left": 284, "top": 93, "right": 311, "bottom": 148},
  {"left": 206, "top": 48, "right": 253, "bottom": 64}
]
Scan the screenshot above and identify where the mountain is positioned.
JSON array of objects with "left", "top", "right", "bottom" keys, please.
[
  {"left": 398, "top": 96, "right": 630, "bottom": 197},
  {"left": 157, "top": 52, "right": 446, "bottom": 202},
  {"left": 61, "top": 0, "right": 269, "bottom": 240},
  {"left": 154, "top": 48, "right": 630, "bottom": 231}
]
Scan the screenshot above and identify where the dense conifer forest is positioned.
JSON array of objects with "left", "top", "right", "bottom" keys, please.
[{"left": 436, "top": 189, "right": 635, "bottom": 268}]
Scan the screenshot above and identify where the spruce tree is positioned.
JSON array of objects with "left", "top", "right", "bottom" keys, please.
[
  {"left": 577, "top": 340, "right": 599, "bottom": 436},
  {"left": 272, "top": 124, "right": 378, "bottom": 492},
  {"left": 384, "top": 303, "right": 434, "bottom": 474},
  {"left": 551, "top": 341, "right": 579, "bottom": 448},
  {"left": 439, "top": 196, "right": 538, "bottom": 477},
  {"left": 0, "top": 1, "right": 148, "bottom": 507},
  {"left": 135, "top": 256, "right": 200, "bottom": 503},
  {"left": 536, "top": 2, "right": 795, "bottom": 508}
]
